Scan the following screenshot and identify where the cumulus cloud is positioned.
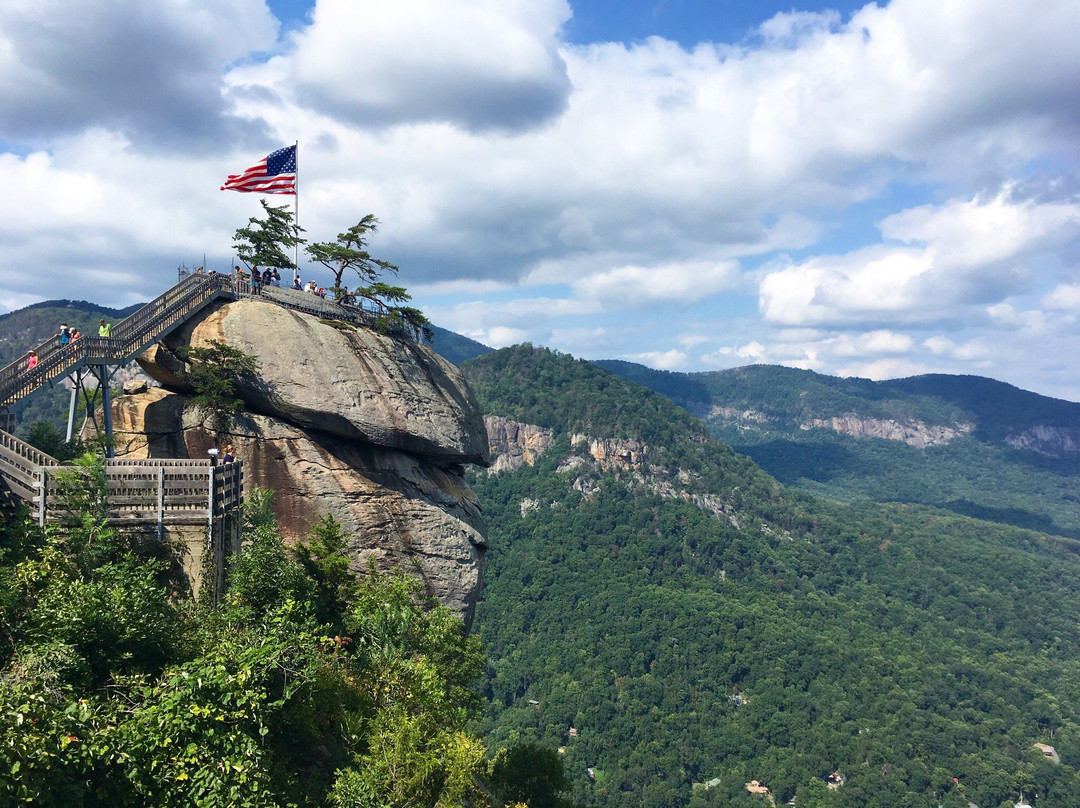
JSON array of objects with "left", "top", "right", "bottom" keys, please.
[
  {"left": 2, "top": 0, "right": 1080, "bottom": 398},
  {"left": 572, "top": 260, "right": 737, "bottom": 308},
  {"left": 276, "top": 0, "right": 572, "bottom": 131},
  {"left": 1042, "top": 284, "right": 1080, "bottom": 310},
  {"left": 485, "top": 325, "right": 531, "bottom": 347},
  {"left": 0, "top": 0, "right": 278, "bottom": 148},
  {"left": 623, "top": 349, "right": 688, "bottom": 370},
  {"left": 759, "top": 189, "right": 1080, "bottom": 326},
  {"left": 834, "top": 357, "right": 932, "bottom": 381}
]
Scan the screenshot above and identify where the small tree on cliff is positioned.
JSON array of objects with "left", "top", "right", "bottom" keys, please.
[
  {"left": 305, "top": 215, "right": 432, "bottom": 340},
  {"left": 178, "top": 340, "right": 260, "bottom": 433},
  {"left": 233, "top": 199, "right": 305, "bottom": 278}
]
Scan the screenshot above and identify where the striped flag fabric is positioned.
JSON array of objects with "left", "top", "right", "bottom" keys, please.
[{"left": 220, "top": 145, "right": 297, "bottom": 194}]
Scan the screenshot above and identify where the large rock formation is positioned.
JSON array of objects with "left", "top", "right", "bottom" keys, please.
[
  {"left": 484, "top": 415, "right": 554, "bottom": 473},
  {"left": 113, "top": 299, "right": 490, "bottom": 624}
]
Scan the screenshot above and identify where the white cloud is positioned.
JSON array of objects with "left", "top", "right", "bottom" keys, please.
[
  {"left": 1042, "top": 284, "right": 1080, "bottom": 310},
  {"left": 835, "top": 357, "right": 931, "bottom": 381},
  {"left": 2, "top": 0, "right": 1080, "bottom": 398},
  {"left": 759, "top": 190, "right": 1080, "bottom": 326},
  {"left": 0, "top": 0, "right": 278, "bottom": 147},
  {"left": 830, "top": 330, "right": 915, "bottom": 357},
  {"left": 921, "top": 336, "right": 992, "bottom": 362},
  {"left": 485, "top": 325, "right": 531, "bottom": 347},
  {"left": 268, "top": 0, "right": 572, "bottom": 131},
  {"left": 624, "top": 349, "right": 688, "bottom": 370},
  {"left": 572, "top": 260, "right": 737, "bottom": 307},
  {"left": 985, "top": 302, "right": 1047, "bottom": 332}
]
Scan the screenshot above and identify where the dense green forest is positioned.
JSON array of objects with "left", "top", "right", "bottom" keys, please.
[
  {"left": 466, "top": 346, "right": 1080, "bottom": 808},
  {"left": 0, "top": 460, "right": 577, "bottom": 807},
  {"left": 596, "top": 360, "right": 1080, "bottom": 538}
]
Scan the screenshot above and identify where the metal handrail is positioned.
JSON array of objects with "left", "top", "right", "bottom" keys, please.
[{"left": 180, "top": 268, "right": 419, "bottom": 340}]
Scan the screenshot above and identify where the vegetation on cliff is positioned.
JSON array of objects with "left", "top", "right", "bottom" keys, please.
[
  {"left": 465, "top": 345, "right": 1080, "bottom": 808},
  {"left": 0, "top": 467, "right": 533, "bottom": 807},
  {"left": 234, "top": 202, "right": 432, "bottom": 340}
]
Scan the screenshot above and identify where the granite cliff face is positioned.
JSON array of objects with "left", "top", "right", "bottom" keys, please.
[
  {"left": 798, "top": 415, "right": 973, "bottom": 448},
  {"left": 113, "top": 299, "right": 490, "bottom": 624},
  {"left": 1004, "top": 425, "right": 1080, "bottom": 458}
]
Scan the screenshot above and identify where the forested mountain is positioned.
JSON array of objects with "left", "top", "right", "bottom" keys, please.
[
  {"left": 427, "top": 323, "right": 493, "bottom": 365},
  {"left": 466, "top": 345, "right": 1080, "bottom": 808},
  {"left": 595, "top": 361, "right": 1080, "bottom": 538}
]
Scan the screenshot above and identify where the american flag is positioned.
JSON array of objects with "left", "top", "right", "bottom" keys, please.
[{"left": 220, "top": 145, "right": 297, "bottom": 194}]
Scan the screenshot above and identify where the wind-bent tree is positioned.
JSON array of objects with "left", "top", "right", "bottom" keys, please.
[
  {"left": 306, "top": 214, "right": 432, "bottom": 340},
  {"left": 233, "top": 200, "right": 305, "bottom": 277},
  {"left": 305, "top": 214, "right": 396, "bottom": 297}
]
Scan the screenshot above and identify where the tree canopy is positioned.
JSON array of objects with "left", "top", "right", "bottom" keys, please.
[
  {"left": 232, "top": 199, "right": 305, "bottom": 275},
  {"left": 464, "top": 345, "right": 1080, "bottom": 808},
  {"left": 0, "top": 466, "right": 516, "bottom": 807}
]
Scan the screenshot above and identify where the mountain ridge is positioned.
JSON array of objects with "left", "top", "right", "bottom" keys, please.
[{"left": 464, "top": 344, "right": 1080, "bottom": 808}]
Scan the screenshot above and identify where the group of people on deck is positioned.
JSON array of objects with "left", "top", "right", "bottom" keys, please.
[
  {"left": 23, "top": 318, "right": 112, "bottom": 370},
  {"left": 229, "top": 263, "right": 358, "bottom": 306}
]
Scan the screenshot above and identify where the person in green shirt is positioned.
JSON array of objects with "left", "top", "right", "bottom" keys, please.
[{"left": 98, "top": 319, "right": 112, "bottom": 337}]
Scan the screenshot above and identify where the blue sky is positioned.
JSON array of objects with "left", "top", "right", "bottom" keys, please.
[{"left": 1, "top": 0, "right": 1079, "bottom": 399}]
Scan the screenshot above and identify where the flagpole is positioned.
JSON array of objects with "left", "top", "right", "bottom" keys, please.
[{"left": 293, "top": 140, "right": 300, "bottom": 287}]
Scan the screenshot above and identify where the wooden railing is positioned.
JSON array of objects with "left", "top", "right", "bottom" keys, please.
[
  {"left": 0, "top": 272, "right": 230, "bottom": 411},
  {"left": 0, "top": 429, "right": 61, "bottom": 504},
  {"left": 28, "top": 458, "right": 243, "bottom": 529},
  {"left": 179, "top": 269, "right": 420, "bottom": 340},
  {"left": 0, "top": 266, "right": 420, "bottom": 516}
]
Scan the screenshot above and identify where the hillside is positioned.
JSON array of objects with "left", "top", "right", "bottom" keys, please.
[
  {"left": 596, "top": 361, "right": 1080, "bottom": 538},
  {"left": 466, "top": 346, "right": 1080, "bottom": 808},
  {"left": 426, "top": 323, "right": 493, "bottom": 365}
]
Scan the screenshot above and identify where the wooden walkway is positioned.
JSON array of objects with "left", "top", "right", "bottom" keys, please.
[
  {"left": 0, "top": 270, "right": 417, "bottom": 415},
  {"left": 0, "top": 425, "right": 243, "bottom": 530}
]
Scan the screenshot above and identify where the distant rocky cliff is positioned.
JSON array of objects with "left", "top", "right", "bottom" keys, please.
[
  {"left": 483, "top": 415, "right": 744, "bottom": 528},
  {"left": 112, "top": 299, "right": 490, "bottom": 624},
  {"left": 798, "top": 415, "right": 973, "bottom": 448}
]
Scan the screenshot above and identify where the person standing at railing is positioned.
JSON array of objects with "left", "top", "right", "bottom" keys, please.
[
  {"left": 98, "top": 318, "right": 112, "bottom": 337},
  {"left": 59, "top": 323, "right": 71, "bottom": 348},
  {"left": 26, "top": 351, "right": 37, "bottom": 370},
  {"left": 233, "top": 265, "right": 247, "bottom": 292}
]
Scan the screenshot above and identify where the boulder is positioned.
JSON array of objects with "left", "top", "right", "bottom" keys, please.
[
  {"left": 124, "top": 300, "right": 491, "bottom": 624},
  {"left": 139, "top": 300, "right": 490, "bottom": 465}
]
